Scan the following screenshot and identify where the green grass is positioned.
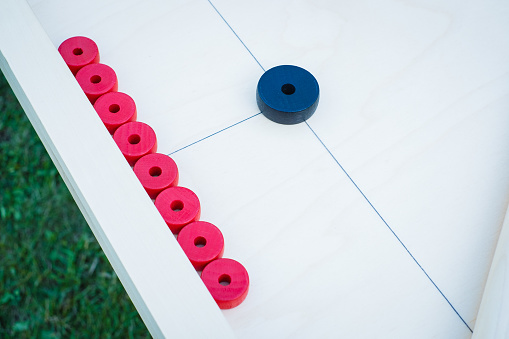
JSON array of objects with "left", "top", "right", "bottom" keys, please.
[{"left": 0, "top": 71, "right": 149, "bottom": 338}]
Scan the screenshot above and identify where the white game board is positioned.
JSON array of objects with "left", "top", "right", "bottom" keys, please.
[{"left": 2, "top": 0, "right": 509, "bottom": 337}]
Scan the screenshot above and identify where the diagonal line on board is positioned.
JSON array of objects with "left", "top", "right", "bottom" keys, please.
[
  {"left": 168, "top": 112, "right": 261, "bottom": 155},
  {"left": 168, "top": 1, "right": 265, "bottom": 157},
  {"left": 206, "top": 0, "right": 472, "bottom": 333},
  {"left": 207, "top": 0, "right": 265, "bottom": 72},
  {"left": 304, "top": 120, "right": 473, "bottom": 333}
]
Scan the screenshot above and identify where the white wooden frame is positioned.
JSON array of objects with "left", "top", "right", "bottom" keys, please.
[
  {"left": 473, "top": 210, "right": 509, "bottom": 338},
  {"left": 0, "top": 1, "right": 233, "bottom": 337}
]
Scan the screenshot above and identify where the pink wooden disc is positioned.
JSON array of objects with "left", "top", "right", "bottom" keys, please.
[
  {"left": 155, "top": 186, "right": 201, "bottom": 234},
  {"left": 134, "top": 153, "right": 179, "bottom": 199},
  {"left": 178, "top": 221, "right": 224, "bottom": 270},
  {"left": 94, "top": 92, "right": 137, "bottom": 134},
  {"left": 201, "top": 258, "right": 249, "bottom": 309},
  {"left": 76, "top": 63, "right": 118, "bottom": 104},
  {"left": 113, "top": 121, "right": 157, "bottom": 166},
  {"left": 58, "top": 36, "right": 100, "bottom": 75}
]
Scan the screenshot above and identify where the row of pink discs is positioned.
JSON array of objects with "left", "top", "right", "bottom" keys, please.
[{"left": 58, "top": 36, "right": 249, "bottom": 309}]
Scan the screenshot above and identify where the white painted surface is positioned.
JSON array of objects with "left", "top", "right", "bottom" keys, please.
[
  {"left": 171, "top": 116, "right": 471, "bottom": 338},
  {"left": 474, "top": 207, "right": 509, "bottom": 339},
  {"left": 208, "top": 0, "right": 509, "bottom": 335},
  {"left": 6, "top": 0, "right": 509, "bottom": 337}
]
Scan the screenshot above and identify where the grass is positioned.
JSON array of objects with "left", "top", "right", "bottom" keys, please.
[{"left": 0, "top": 71, "right": 149, "bottom": 338}]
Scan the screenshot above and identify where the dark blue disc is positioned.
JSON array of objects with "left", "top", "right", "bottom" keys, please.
[{"left": 256, "top": 65, "right": 319, "bottom": 125}]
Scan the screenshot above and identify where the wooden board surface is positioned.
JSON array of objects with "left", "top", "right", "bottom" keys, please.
[
  {"left": 5, "top": 0, "right": 509, "bottom": 337},
  {"left": 473, "top": 206, "right": 509, "bottom": 339}
]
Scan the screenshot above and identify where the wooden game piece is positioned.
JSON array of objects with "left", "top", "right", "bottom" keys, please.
[
  {"left": 177, "top": 221, "right": 224, "bottom": 271},
  {"left": 201, "top": 258, "right": 249, "bottom": 309},
  {"left": 155, "top": 186, "right": 201, "bottom": 234},
  {"left": 256, "top": 65, "right": 319, "bottom": 125},
  {"left": 113, "top": 121, "right": 157, "bottom": 166},
  {"left": 58, "top": 36, "right": 100, "bottom": 75},
  {"left": 93, "top": 92, "right": 137, "bottom": 134},
  {"left": 0, "top": 4, "right": 234, "bottom": 337},
  {"left": 133, "top": 153, "right": 179, "bottom": 199},
  {"left": 75, "top": 63, "right": 118, "bottom": 103}
]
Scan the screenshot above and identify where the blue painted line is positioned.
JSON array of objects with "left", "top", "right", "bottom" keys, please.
[
  {"left": 207, "top": 0, "right": 471, "bottom": 332},
  {"left": 168, "top": 112, "right": 261, "bottom": 155},
  {"left": 304, "top": 121, "right": 473, "bottom": 333},
  {"left": 207, "top": 0, "right": 265, "bottom": 72}
]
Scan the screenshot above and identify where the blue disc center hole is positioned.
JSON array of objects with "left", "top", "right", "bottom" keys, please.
[{"left": 281, "top": 83, "right": 295, "bottom": 95}]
